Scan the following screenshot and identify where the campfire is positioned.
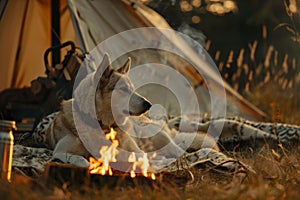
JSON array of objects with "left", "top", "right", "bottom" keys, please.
[
  {"left": 89, "top": 128, "right": 156, "bottom": 180},
  {"left": 44, "top": 127, "right": 190, "bottom": 189},
  {"left": 44, "top": 128, "right": 193, "bottom": 189}
]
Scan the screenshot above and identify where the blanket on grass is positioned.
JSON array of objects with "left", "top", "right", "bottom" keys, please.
[{"left": 12, "top": 116, "right": 300, "bottom": 177}]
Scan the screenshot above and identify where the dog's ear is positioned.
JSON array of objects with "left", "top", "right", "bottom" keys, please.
[
  {"left": 94, "top": 53, "right": 113, "bottom": 82},
  {"left": 117, "top": 57, "right": 131, "bottom": 74}
]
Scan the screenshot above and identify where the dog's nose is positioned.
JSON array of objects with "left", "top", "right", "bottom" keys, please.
[{"left": 143, "top": 100, "right": 152, "bottom": 110}]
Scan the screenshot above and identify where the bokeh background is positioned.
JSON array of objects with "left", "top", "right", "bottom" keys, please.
[{"left": 143, "top": 0, "right": 300, "bottom": 123}]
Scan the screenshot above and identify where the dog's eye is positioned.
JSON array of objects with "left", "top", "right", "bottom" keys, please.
[{"left": 119, "top": 86, "right": 131, "bottom": 93}]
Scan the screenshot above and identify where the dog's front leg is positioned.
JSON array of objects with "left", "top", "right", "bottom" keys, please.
[{"left": 52, "top": 134, "right": 90, "bottom": 168}]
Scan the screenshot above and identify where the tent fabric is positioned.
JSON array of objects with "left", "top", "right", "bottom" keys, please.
[
  {"left": 68, "top": 0, "right": 265, "bottom": 120},
  {"left": 67, "top": 0, "right": 148, "bottom": 52},
  {"left": 0, "top": 0, "right": 266, "bottom": 120},
  {"left": 0, "top": 0, "right": 76, "bottom": 90}
]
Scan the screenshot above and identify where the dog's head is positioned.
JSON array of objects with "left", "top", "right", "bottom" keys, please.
[{"left": 92, "top": 54, "right": 151, "bottom": 127}]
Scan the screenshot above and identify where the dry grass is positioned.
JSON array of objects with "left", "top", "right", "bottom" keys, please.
[
  {"left": 3, "top": 50, "right": 299, "bottom": 200},
  {"left": 3, "top": 145, "right": 300, "bottom": 200},
  {"left": 3, "top": 50, "right": 300, "bottom": 200},
  {"left": 245, "top": 81, "right": 300, "bottom": 124},
  {"left": 4, "top": 91, "right": 300, "bottom": 199}
]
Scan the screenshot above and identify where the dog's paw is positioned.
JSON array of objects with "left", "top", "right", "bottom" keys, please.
[
  {"left": 68, "top": 156, "right": 90, "bottom": 168},
  {"left": 53, "top": 153, "right": 90, "bottom": 168},
  {"left": 167, "top": 117, "right": 182, "bottom": 129}
]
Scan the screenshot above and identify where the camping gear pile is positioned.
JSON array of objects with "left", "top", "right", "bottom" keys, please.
[{"left": 0, "top": 41, "right": 84, "bottom": 134}]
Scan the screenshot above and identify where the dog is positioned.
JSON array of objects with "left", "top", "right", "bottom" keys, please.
[
  {"left": 32, "top": 53, "right": 218, "bottom": 168},
  {"left": 33, "top": 53, "right": 300, "bottom": 172}
]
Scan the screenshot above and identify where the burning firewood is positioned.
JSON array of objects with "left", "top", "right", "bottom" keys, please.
[
  {"left": 43, "top": 127, "right": 191, "bottom": 189},
  {"left": 89, "top": 128, "right": 156, "bottom": 180},
  {"left": 44, "top": 162, "right": 190, "bottom": 189}
]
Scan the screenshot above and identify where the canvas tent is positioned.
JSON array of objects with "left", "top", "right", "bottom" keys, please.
[{"left": 0, "top": 0, "right": 266, "bottom": 121}]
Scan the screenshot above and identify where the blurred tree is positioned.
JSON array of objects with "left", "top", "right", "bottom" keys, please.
[
  {"left": 143, "top": 0, "right": 300, "bottom": 92},
  {"left": 145, "top": 0, "right": 299, "bottom": 56}
]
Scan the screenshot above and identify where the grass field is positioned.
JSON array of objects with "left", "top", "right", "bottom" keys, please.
[{"left": 0, "top": 80, "right": 299, "bottom": 199}]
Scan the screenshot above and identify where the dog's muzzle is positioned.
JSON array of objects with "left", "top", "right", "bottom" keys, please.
[{"left": 128, "top": 97, "right": 152, "bottom": 115}]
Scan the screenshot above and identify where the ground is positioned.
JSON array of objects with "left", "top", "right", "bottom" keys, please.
[
  {"left": 1, "top": 84, "right": 300, "bottom": 199},
  {"left": 2, "top": 147, "right": 300, "bottom": 199}
]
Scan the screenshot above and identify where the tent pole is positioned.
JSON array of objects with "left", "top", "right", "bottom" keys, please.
[
  {"left": 0, "top": 0, "right": 8, "bottom": 20},
  {"left": 66, "top": 0, "right": 88, "bottom": 52},
  {"left": 51, "top": 0, "right": 61, "bottom": 66}
]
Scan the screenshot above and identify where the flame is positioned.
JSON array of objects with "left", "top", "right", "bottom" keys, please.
[
  {"left": 89, "top": 128, "right": 119, "bottom": 175},
  {"left": 127, "top": 152, "right": 156, "bottom": 180},
  {"left": 128, "top": 152, "right": 137, "bottom": 178},
  {"left": 140, "top": 153, "right": 150, "bottom": 177},
  {"left": 89, "top": 128, "right": 156, "bottom": 180},
  {"left": 106, "top": 127, "right": 117, "bottom": 141}
]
